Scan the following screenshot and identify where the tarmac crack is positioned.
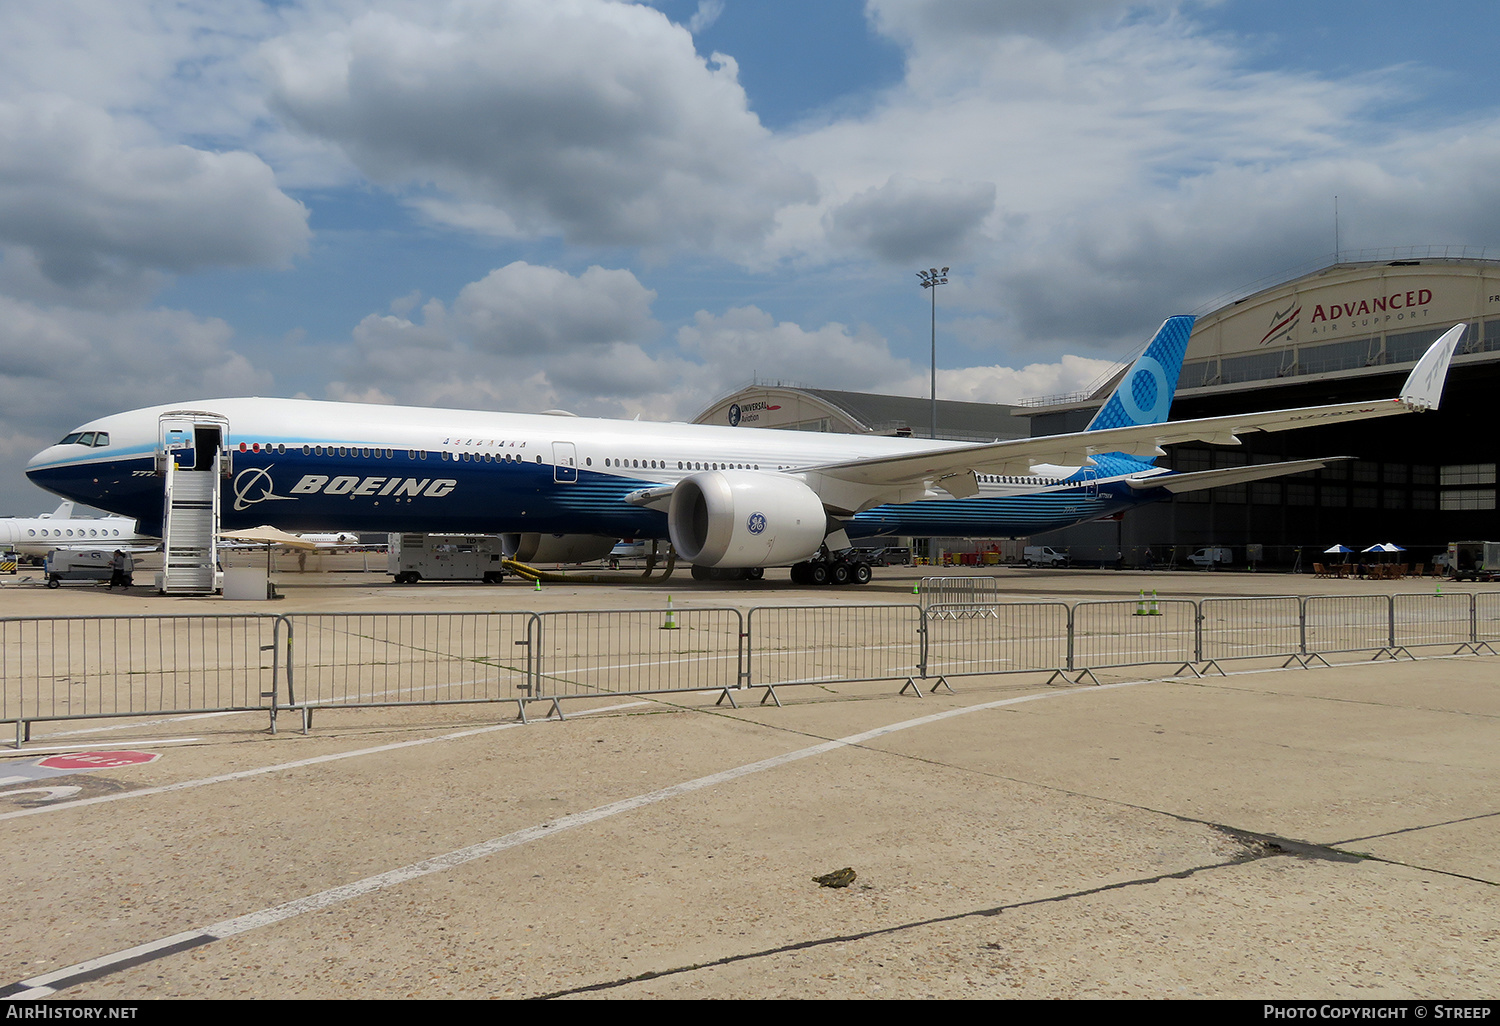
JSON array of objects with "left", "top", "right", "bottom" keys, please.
[{"left": 525, "top": 831, "right": 1339, "bottom": 1000}]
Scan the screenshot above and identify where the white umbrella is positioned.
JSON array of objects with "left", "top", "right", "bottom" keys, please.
[
  {"left": 1324, "top": 544, "right": 1352, "bottom": 554},
  {"left": 221, "top": 525, "right": 319, "bottom": 576},
  {"left": 221, "top": 526, "right": 318, "bottom": 549}
]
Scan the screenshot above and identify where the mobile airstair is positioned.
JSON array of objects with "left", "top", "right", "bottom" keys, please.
[{"left": 158, "top": 412, "right": 228, "bottom": 595}]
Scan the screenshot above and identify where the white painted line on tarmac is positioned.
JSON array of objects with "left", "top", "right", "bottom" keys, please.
[
  {"left": 37, "top": 710, "right": 258, "bottom": 739},
  {"left": 1, "top": 680, "right": 1141, "bottom": 997},
  {"left": 2, "top": 738, "right": 202, "bottom": 755},
  {"left": 0, "top": 700, "right": 651, "bottom": 823}
]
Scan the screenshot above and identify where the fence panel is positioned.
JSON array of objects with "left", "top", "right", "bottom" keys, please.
[
  {"left": 923, "top": 602, "right": 1071, "bottom": 678},
  {"left": 746, "top": 605, "right": 923, "bottom": 688},
  {"left": 1392, "top": 593, "right": 1474, "bottom": 650},
  {"left": 918, "top": 577, "right": 1002, "bottom": 615},
  {"left": 1071, "top": 599, "right": 1198, "bottom": 670},
  {"left": 533, "top": 607, "right": 743, "bottom": 699},
  {"left": 1199, "top": 597, "right": 1303, "bottom": 663},
  {"left": 1303, "top": 595, "right": 1392, "bottom": 655},
  {"left": 1474, "top": 593, "right": 1500, "bottom": 644},
  {"left": 286, "top": 612, "right": 535, "bottom": 709},
  {"left": 0, "top": 615, "right": 280, "bottom": 733}
]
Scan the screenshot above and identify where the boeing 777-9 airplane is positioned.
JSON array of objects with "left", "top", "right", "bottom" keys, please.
[{"left": 25, "top": 317, "right": 1466, "bottom": 584}]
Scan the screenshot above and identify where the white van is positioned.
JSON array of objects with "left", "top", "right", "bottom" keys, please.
[
  {"left": 1023, "top": 545, "right": 1069, "bottom": 567},
  {"left": 1186, "top": 546, "right": 1232, "bottom": 568}
]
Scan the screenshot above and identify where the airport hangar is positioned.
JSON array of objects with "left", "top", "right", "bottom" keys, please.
[{"left": 696, "top": 255, "right": 1500, "bottom": 568}]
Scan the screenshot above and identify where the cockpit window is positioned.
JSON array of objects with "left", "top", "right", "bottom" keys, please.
[
  {"left": 91, "top": 432, "right": 108, "bottom": 447},
  {"left": 77, "top": 432, "right": 95, "bottom": 446},
  {"left": 58, "top": 432, "right": 83, "bottom": 445}
]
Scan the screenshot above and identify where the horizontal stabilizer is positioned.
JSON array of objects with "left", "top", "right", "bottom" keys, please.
[{"left": 1125, "top": 457, "right": 1350, "bottom": 494}]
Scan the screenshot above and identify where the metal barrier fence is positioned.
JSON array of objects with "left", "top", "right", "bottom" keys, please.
[
  {"left": 1072, "top": 599, "right": 1199, "bottom": 672},
  {"left": 3, "top": 594, "right": 1497, "bottom": 743},
  {"left": 745, "top": 605, "right": 924, "bottom": 699},
  {"left": 0, "top": 614, "right": 281, "bottom": 745},
  {"left": 285, "top": 612, "right": 536, "bottom": 724},
  {"left": 1304, "top": 595, "right": 1394, "bottom": 656},
  {"left": 1475, "top": 593, "right": 1500, "bottom": 645},
  {"left": 531, "top": 607, "right": 743, "bottom": 707},
  {"left": 924, "top": 602, "right": 1070, "bottom": 680},
  {"left": 918, "top": 577, "right": 1004, "bottom": 617},
  {"left": 1198, "top": 597, "right": 1303, "bottom": 666},
  {"left": 1392, "top": 594, "right": 1476, "bottom": 653}
]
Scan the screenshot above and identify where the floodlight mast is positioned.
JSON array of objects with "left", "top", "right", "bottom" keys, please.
[{"left": 916, "top": 267, "right": 949, "bottom": 439}]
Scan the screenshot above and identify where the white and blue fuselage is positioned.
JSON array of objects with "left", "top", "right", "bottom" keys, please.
[
  {"left": 26, "top": 316, "right": 1465, "bottom": 567},
  {"left": 24, "top": 397, "right": 1139, "bottom": 541}
]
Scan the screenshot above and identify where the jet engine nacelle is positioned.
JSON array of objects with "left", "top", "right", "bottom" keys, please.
[
  {"left": 502, "top": 533, "right": 618, "bottom": 564},
  {"left": 668, "top": 471, "right": 827, "bottom": 568}
]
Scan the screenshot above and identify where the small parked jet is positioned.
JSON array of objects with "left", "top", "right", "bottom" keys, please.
[
  {"left": 0, "top": 500, "right": 151, "bottom": 557},
  {"left": 25, "top": 317, "right": 1466, "bottom": 584}
]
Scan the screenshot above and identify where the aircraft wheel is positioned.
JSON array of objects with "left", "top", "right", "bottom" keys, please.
[
  {"left": 747, "top": 567, "right": 764, "bottom": 580},
  {"left": 790, "top": 562, "right": 809, "bottom": 584},
  {"left": 831, "top": 562, "right": 852, "bottom": 585},
  {"left": 691, "top": 564, "right": 711, "bottom": 581},
  {"left": 853, "top": 563, "right": 872, "bottom": 585},
  {"left": 809, "top": 562, "right": 830, "bottom": 586}
]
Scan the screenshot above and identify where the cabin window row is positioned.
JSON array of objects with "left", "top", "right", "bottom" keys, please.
[
  {"left": 978, "top": 474, "right": 1054, "bottom": 485},
  {"left": 27, "top": 527, "right": 127, "bottom": 538},
  {"left": 238, "top": 442, "right": 430, "bottom": 460},
  {"left": 442, "top": 451, "right": 544, "bottom": 464},
  {"left": 602, "top": 459, "right": 762, "bottom": 471}
]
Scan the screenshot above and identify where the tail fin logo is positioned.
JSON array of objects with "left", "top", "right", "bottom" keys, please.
[
  {"left": 1086, "top": 315, "right": 1195, "bottom": 432},
  {"left": 1117, "top": 357, "right": 1171, "bottom": 424}
]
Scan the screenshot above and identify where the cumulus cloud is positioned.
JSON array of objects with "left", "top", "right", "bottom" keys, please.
[
  {"left": 866, "top": 0, "right": 1182, "bottom": 46},
  {"left": 265, "top": 0, "right": 815, "bottom": 253},
  {"left": 0, "top": 296, "right": 272, "bottom": 504},
  {"left": 454, "top": 263, "right": 658, "bottom": 356},
  {"left": 827, "top": 175, "right": 995, "bottom": 262},
  {"left": 685, "top": 0, "right": 726, "bottom": 35},
  {"left": 0, "top": 96, "right": 309, "bottom": 297},
  {"left": 0, "top": 298, "right": 269, "bottom": 422},
  {"left": 333, "top": 262, "right": 668, "bottom": 412},
  {"left": 768, "top": 3, "right": 1493, "bottom": 356},
  {"left": 331, "top": 272, "right": 1116, "bottom": 425},
  {"left": 676, "top": 306, "right": 916, "bottom": 393},
  {"left": 897, "top": 354, "right": 1118, "bottom": 405}
]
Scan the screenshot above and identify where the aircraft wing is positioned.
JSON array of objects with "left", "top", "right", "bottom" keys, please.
[
  {"left": 1121, "top": 457, "right": 1349, "bottom": 494},
  {"left": 802, "top": 397, "right": 1412, "bottom": 486},
  {"left": 802, "top": 322, "right": 1464, "bottom": 491}
]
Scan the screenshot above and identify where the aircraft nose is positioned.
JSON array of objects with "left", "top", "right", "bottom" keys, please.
[{"left": 25, "top": 444, "right": 55, "bottom": 475}]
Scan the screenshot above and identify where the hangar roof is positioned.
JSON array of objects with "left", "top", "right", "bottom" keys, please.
[
  {"left": 693, "top": 385, "right": 1028, "bottom": 442},
  {"left": 1035, "top": 254, "right": 1500, "bottom": 416}
]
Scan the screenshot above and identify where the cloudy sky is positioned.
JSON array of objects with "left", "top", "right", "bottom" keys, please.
[{"left": 3, "top": 0, "right": 1499, "bottom": 511}]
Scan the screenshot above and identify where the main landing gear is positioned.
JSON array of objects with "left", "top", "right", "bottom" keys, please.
[
  {"left": 789, "top": 554, "right": 873, "bottom": 586},
  {"left": 690, "top": 550, "right": 875, "bottom": 585}
]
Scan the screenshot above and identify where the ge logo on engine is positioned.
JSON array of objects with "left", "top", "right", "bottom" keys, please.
[{"left": 747, "top": 512, "right": 767, "bottom": 534}]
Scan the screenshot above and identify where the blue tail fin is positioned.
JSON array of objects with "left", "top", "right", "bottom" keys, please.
[{"left": 1085, "top": 315, "right": 1195, "bottom": 431}]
